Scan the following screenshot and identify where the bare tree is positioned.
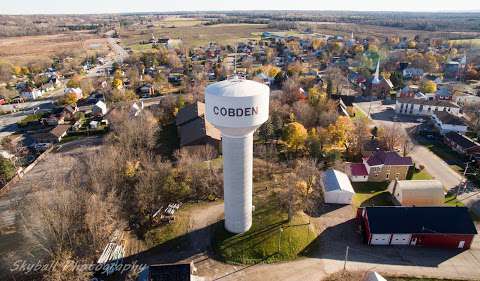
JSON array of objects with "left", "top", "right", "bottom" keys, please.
[
  {"left": 278, "top": 159, "right": 323, "bottom": 221},
  {"left": 378, "top": 123, "right": 404, "bottom": 151}
]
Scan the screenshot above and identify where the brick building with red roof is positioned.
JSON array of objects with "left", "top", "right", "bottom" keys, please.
[{"left": 347, "top": 151, "right": 413, "bottom": 182}]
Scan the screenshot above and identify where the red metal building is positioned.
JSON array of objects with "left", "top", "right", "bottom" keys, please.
[{"left": 358, "top": 206, "right": 477, "bottom": 249}]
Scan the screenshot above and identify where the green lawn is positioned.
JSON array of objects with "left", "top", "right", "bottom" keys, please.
[
  {"left": 409, "top": 169, "right": 433, "bottom": 180},
  {"left": 59, "top": 135, "right": 82, "bottom": 144},
  {"left": 127, "top": 43, "right": 156, "bottom": 53},
  {"left": 214, "top": 196, "right": 316, "bottom": 264},
  {"left": 351, "top": 181, "right": 390, "bottom": 193},
  {"left": 444, "top": 194, "right": 465, "bottom": 207},
  {"left": 144, "top": 205, "right": 191, "bottom": 248},
  {"left": 351, "top": 182, "right": 393, "bottom": 207},
  {"left": 352, "top": 105, "right": 368, "bottom": 120},
  {"left": 17, "top": 112, "right": 46, "bottom": 127}
]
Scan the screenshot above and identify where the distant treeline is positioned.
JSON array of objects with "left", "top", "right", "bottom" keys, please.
[
  {"left": 0, "top": 15, "right": 116, "bottom": 37},
  {"left": 203, "top": 17, "right": 270, "bottom": 25},
  {"left": 57, "top": 24, "right": 100, "bottom": 31},
  {"left": 200, "top": 11, "right": 480, "bottom": 32}
]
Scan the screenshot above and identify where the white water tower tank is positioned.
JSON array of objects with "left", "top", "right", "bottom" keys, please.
[{"left": 205, "top": 78, "right": 269, "bottom": 233}]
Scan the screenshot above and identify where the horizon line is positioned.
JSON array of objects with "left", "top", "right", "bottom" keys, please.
[{"left": 2, "top": 9, "right": 480, "bottom": 16}]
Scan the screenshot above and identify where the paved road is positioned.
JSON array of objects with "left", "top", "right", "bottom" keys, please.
[
  {"left": 409, "top": 144, "right": 464, "bottom": 190},
  {"left": 171, "top": 206, "right": 480, "bottom": 281},
  {"left": 354, "top": 101, "right": 464, "bottom": 190},
  {"left": 86, "top": 36, "right": 129, "bottom": 78},
  {"left": 0, "top": 100, "right": 56, "bottom": 138}
]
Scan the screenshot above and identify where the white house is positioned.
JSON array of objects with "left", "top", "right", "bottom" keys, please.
[
  {"left": 395, "top": 98, "right": 460, "bottom": 116},
  {"left": 92, "top": 100, "right": 108, "bottom": 116},
  {"left": 322, "top": 169, "right": 355, "bottom": 204},
  {"left": 130, "top": 101, "right": 144, "bottom": 117},
  {"left": 89, "top": 120, "right": 99, "bottom": 129},
  {"left": 167, "top": 39, "right": 183, "bottom": 49},
  {"left": 64, "top": 88, "right": 83, "bottom": 100},
  {"left": 21, "top": 89, "right": 43, "bottom": 100},
  {"left": 0, "top": 150, "right": 16, "bottom": 161},
  {"left": 255, "top": 72, "right": 273, "bottom": 86},
  {"left": 402, "top": 68, "right": 424, "bottom": 79},
  {"left": 432, "top": 111, "right": 468, "bottom": 134}
]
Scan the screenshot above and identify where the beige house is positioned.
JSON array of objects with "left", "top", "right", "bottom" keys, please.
[{"left": 388, "top": 180, "right": 444, "bottom": 206}]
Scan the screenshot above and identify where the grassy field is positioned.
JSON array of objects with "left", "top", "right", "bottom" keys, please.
[
  {"left": 353, "top": 106, "right": 368, "bottom": 120},
  {"left": 17, "top": 112, "right": 46, "bottom": 127},
  {"left": 144, "top": 204, "right": 194, "bottom": 248},
  {"left": 351, "top": 182, "right": 393, "bottom": 208},
  {"left": 0, "top": 31, "right": 108, "bottom": 66},
  {"left": 214, "top": 195, "right": 316, "bottom": 264},
  {"left": 121, "top": 23, "right": 276, "bottom": 50}
]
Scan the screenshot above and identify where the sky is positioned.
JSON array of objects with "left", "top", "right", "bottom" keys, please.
[{"left": 2, "top": 0, "right": 480, "bottom": 15}]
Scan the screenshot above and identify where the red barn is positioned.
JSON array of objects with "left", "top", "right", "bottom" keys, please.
[{"left": 358, "top": 206, "right": 477, "bottom": 249}]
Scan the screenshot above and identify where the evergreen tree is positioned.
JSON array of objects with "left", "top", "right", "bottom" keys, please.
[
  {"left": 390, "top": 71, "right": 404, "bottom": 89},
  {"left": 0, "top": 156, "right": 15, "bottom": 186},
  {"left": 258, "top": 118, "right": 274, "bottom": 142},
  {"left": 326, "top": 79, "right": 333, "bottom": 96}
]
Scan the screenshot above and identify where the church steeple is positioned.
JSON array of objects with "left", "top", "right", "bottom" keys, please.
[{"left": 372, "top": 59, "right": 381, "bottom": 85}]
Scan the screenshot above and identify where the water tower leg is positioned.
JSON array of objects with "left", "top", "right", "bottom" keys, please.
[{"left": 222, "top": 133, "right": 253, "bottom": 234}]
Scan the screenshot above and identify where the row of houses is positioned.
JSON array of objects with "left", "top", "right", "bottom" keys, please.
[{"left": 395, "top": 98, "right": 461, "bottom": 116}]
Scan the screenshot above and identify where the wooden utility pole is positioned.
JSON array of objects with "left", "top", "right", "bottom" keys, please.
[
  {"left": 343, "top": 245, "right": 349, "bottom": 273},
  {"left": 278, "top": 227, "right": 284, "bottom": 253}
]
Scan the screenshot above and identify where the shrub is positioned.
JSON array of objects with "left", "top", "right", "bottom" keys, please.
[{"left": 0, "top": 156, "right": 15, "bottom": 185}]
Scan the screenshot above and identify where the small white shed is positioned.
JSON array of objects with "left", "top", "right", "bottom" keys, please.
[
  {"left": 89, "top": 120, "right": 99, "bottom": 129},
  {"left": 92, "top": 100, "right": 108, "bottom": 116},
  {"left": 322, "top": 169, "right": 355, "bottom": 204}
]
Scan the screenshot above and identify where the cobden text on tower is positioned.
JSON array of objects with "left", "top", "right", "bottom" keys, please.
[{"left": 213, "top": 106, "right": 259, "bottom": 117}]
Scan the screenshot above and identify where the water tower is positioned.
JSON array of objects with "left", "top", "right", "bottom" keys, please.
[{"left": 205, "top": 78, "right": 270, "bottom": 233}]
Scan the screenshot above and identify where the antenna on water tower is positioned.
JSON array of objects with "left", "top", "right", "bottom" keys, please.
[{"left": 233, "top": 44, "right": 238, "bottom": 79}]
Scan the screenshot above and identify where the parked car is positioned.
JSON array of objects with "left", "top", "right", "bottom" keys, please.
[{"left": 31, "top": 143, "right": 52, "bottom": 153}]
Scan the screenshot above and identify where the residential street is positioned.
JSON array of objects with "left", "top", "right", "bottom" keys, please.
[
  {"left": 86, "top": 36, "right": 129, "bottom": 78},
  {"left": 409, "top": 144, "right": 464, "bottom": 189},
  {"left": 354, "top": 101, "right": 464, "bottom": 190}
]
